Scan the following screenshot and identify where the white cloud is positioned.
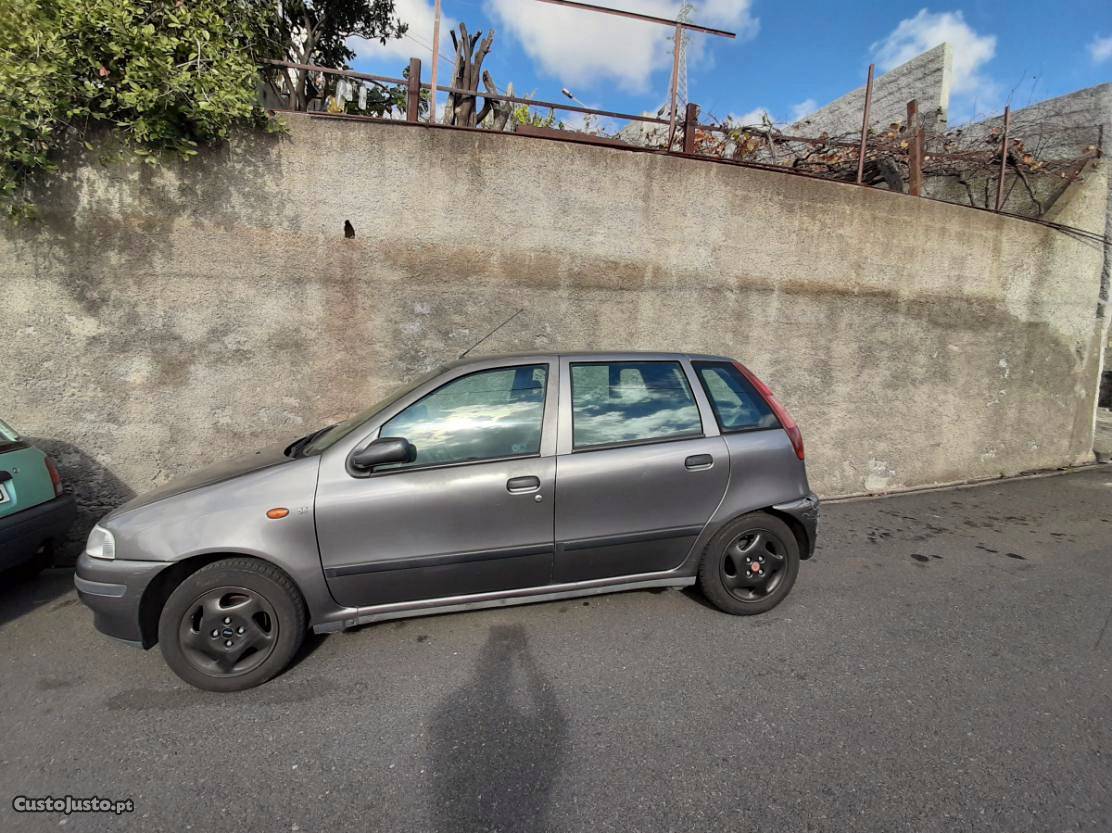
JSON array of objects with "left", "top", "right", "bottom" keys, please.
[
  {"left": 349, "top": 0, "right": 457, "bottom": 65},
  {"left": 485, "top": 0, "right": 757, "bottom": 93},
  {"left": 1090, "top": 34, "right": 1112, "bottom": 64},
  {"left": 789, "top": 98, "right": 818, "bottom": 121},
  {"left": 698, "top": 0, "right": 759, "bottom": 27},
  {"left": 871, "top": 9, "right": 998, "bottom": 123},
  {"left": 729, "top": 107, "right": 774, "bottom": 127}
]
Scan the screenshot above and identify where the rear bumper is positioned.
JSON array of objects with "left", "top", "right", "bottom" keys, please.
[
  {"left": 74, "top": 552, "right": 166, "bottom": 647},
  {"left": 0, "top": 493, "right": 76, "bottom": 571},
  {"left": 773, "top": 492, "right": 820, "bottom": 558}
]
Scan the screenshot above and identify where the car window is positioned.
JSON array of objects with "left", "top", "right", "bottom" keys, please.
[
  {"left": 694, "top": 362, "right": 779, "bottom": 432},
  {"left": 0, "top": 418, "right": 18, "bottom": 442},
  {"left": 570, "top": 361, "right": 703, "bottom": 449},
  {"left": 377, "top": 365, "right": 548, "bottom": 470}
]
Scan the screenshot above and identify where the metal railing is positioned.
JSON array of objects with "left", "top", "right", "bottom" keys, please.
[{"left": 259, "top": 58, "right": 1106, "bottom": 241}]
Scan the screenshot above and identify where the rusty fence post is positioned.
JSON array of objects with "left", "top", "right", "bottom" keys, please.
[
  {"left": 406, "top": 57, "right": 422, "bottom": 123},
  {"left": 995, "top": 105, "right": 1011, "bottom": 211},
  {"left": 906, "top": 99, "right": 923, "bottom": 197},
  {"left": 683, "top": 103, "right": 699, "bottom": 154},
  {"left": 856, "top": 63, "right": 875, "bottom": 185}
]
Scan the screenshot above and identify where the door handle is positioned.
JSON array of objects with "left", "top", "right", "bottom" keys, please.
[
  {"left": 507, "top": 476, "right": 541, "bottom": 494},
  {"left": 685, "top": 454, "right": 714, "bottom": 470}
]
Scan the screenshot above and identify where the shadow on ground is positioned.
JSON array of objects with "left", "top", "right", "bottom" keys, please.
[
  {"left": 0, "top": 567, "right": 76, "bottom": 631},
  {"left": 428, "top": 624, "right": 567, "bottom": 833}
]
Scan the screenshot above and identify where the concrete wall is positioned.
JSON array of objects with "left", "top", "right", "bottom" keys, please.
[
  {"left": 789, "top": 43, "right": 952, "bottom": 136},
  {"left": 1, "top": 116, "right": 1106, "bottom": 552}
]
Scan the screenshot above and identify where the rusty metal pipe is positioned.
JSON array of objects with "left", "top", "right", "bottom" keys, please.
[
  {"left": 995, "top": 105, "right": 1011, "bottom": 211},
  {"left": 532, "top": 0, "right": 736, "bottom": 38},
  {"left": 856, "top": 64, "right": 875, "bottom": 185}
]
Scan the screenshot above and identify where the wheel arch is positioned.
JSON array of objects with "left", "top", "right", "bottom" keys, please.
[
  {"left": 765, "top": 508, "right": 814, "bottom": 560},
  {"left": 137, "top": 552, "right": 300, "bottom": 649}
]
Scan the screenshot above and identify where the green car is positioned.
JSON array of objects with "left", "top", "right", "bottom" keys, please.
[{"left": 0, "top": 417, "right": 76, "bottom": 574}]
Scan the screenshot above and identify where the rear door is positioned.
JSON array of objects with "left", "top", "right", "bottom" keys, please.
[{"left": 552, "top": 357, "right": 729, "bottom": 583}]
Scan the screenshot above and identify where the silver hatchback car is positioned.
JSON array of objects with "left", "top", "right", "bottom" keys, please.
[{"left": 77, "top": 352, "right": 818, "bottom": 691}]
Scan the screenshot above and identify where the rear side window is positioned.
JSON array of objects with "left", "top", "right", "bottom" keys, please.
[
  {"left": 570, "top": 361, "right": 702, "bottom": 449},
  {"left": 694, "top": 362, "right": 779, "bottom": 433}
]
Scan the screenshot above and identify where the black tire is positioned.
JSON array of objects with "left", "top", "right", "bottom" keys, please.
[
  {"left": 697, "top": 512, "right": 800, "bottom": 616},
  {"left": 158, "top": 557, "right": 306, "bottom": 692}
]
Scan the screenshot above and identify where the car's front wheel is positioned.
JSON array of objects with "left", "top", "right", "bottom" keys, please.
[
  {"left": 698, "top": 512, "right": 800, "bottom": 615},
  {"left": 157, "top": 557, "right": 306, "bottom": 692}
]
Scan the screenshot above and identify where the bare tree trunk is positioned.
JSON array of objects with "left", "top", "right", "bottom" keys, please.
[
  {"left": 442, "top": 23, "right": 495, "bottom": 127},
  {"left": 477, "top": 71, "right": 514, "bottom": 131}
]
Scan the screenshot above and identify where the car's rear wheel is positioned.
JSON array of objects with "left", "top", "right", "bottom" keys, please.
[
  {"left": 698, "top": 512, "right": 800, "bottom": 615},
  {"left": 157, "top": 558, "right": 306, "bottom": 692}
]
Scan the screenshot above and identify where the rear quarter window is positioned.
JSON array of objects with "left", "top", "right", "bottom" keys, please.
[{"left": 694, "top": 362, "right": 780, "bottom": 433}]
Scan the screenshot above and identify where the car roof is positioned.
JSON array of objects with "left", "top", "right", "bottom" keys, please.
[{"left": 446, "top": 350, "right": 734, "bottom": 370}]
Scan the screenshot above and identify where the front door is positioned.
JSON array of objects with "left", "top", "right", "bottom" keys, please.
[
  {"left": 553, "top": 359, "right": 729, "bottom": 583},
  {"left": 316, "top": 363, "right": 557, "bottom": 608}
]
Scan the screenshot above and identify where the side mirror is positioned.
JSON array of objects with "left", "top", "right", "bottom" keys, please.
[{"left": 350, "top": 437, "right": 416, "bottom": 472}]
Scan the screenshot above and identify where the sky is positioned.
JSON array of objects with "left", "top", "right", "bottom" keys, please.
[{"left": 349, "top": 0, "right": 1112, "bottom": 129}]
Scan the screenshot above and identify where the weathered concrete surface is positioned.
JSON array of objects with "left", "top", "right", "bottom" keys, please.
[
  {"left": 0, "top": 116, "right": 1106, "bottom": 550},
  {"left": 789, "top": 43, "right": 952, "bottom": 136}
]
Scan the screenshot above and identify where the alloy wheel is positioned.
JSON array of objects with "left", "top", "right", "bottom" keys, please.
[
  {"left": 719, "top": 529, "right": 787, "bottom": 602},
  {"left": 177, "top": 586, "right": 278, "bottom": 677}
]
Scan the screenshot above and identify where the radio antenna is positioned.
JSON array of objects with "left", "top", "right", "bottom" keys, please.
[{"left": 458, "top": 308, "right": 524, "bottom": 359}]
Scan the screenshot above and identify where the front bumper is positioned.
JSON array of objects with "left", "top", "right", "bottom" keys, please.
[
  {"left": 74, "top": 552, "right": 167, "bottom": 647},
  {"left": 0, "top": 493, "right": 76, "bottom": 571},
  {"left": 773, "top": 492, "right": 820, "bottom": 558}
]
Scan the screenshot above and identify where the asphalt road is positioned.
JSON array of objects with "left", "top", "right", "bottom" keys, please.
[{"left": 2, "top": 467, "right": 1110, "bottom": 833}]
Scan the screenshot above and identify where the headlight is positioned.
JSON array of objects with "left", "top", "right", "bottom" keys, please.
[{"left": 85, "top": 525, "right": 116, "bottom": 560}]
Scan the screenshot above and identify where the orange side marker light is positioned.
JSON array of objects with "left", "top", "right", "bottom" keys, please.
[{"left": 266, "top": 507, "right": 290, "bottom": 520}]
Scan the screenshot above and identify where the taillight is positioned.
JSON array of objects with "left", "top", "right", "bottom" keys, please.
[
  {"left": 733, "top": 362, "right": 805, "bottom": 460},
  {"left": 44, "top": 456, "right": 63, "bottom": 497}
]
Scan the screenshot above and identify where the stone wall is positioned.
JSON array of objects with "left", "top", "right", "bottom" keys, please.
[
  {"left": 1, "top": 115, "right": 1107, "bottom": 552},
  {"left": 789, "top": 43, "right": 952, "bottom": 136}
]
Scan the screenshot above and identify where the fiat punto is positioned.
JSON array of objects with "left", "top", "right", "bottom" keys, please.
[{"left": 76, "top": 352, "right": 818, "bottom": 691}]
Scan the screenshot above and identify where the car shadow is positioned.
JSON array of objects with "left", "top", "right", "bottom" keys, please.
[
  {"left": 427, "top": 623, "right": 567, "bottom": 833},
  {"left": 23, "top": 437, "right": 135, "bottom": 565},
  {"left": 0, "top": 566, "right": 77, "bottom": 632},
  {"left": 681, "top": 584, "right": 718, "bottom": 611},
  {"left": 284, "top": 630, "right": 329, "bottom": 674}
]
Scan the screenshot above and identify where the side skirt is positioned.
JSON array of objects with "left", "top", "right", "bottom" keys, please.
[{"left": 313, "top": 575, "right": 697, "bottom": 632}]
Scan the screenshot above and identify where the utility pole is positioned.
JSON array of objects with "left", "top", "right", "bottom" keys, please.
[
  {"left": 429, "top": 0, "right": 442, "bottom": 124},
  {"left": 674, "top": 2, "right": 693, "bottom": 117}
]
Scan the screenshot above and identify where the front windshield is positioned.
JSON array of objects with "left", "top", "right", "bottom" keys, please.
[{"left": 301, "top": 366, "right": 447, "bottom": 455}]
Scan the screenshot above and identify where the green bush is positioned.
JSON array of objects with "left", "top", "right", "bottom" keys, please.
[{"left": 0, "top": 0, "right": 276, "bottom": 218}]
